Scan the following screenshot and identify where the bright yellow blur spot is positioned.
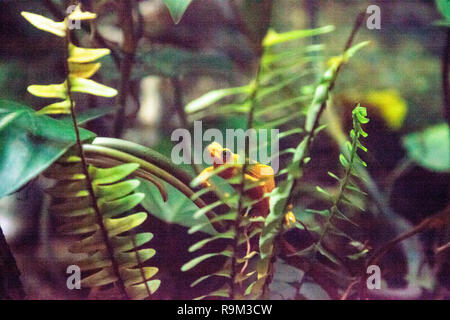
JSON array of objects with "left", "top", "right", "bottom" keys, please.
[
  {"left": 284, "top": 211, "right": 296, "bottom": 228},
  {"left": 365, "top": 89, "right": 408, "bottom": 130}
]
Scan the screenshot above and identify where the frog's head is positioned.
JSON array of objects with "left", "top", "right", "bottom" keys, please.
[{"left": 206, "top": 142, "right": 239, "bottom": 166}]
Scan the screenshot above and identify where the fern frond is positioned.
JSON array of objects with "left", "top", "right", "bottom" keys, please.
[
  {"left": 45, "top": 152, "right": 161, "bottom": 299},
  {"left": 185, "top": 27, "right": 335, "bottom": 127},
  {"left": 23, "top": 4, "right": 160, "bottom": 299},
  {"left": 310, "top": 105, "right": 370, "bottom": 264},
  {"left": 182, "top": 171, "right": 267, "bottom": 299},
  {"left": 21, "top": 6, "right": 117, "bottom": 116},
  {"left": 255, "top": 40, "right": 369, "bottom": 298}
]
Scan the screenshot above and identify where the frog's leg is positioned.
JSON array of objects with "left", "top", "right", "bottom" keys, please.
[
  {"left": 197, "top": 166, "right": 214, "bottom": 188},
  {"left": 284, "top": 204, "right": 296, "bottom": 228}
]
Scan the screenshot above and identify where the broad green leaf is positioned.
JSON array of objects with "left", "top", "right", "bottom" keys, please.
[
  {"left": 60, "top": 107, "right": 114, "bottom": 125},
  {"left": 162, "top": 0, "right": 193, "bottom": 24},
  {"left": 437, "top": 0, "right": 450, "bottom": 21},
  {"left": 402, "top": 123, "right": 450, "bottom": 172},
  {"left": 0, "top": 99, "right": 95, "bottom": 198},
  {"left": 138, "top": 179, "right": 217, "bottom": 235},
  {"left": 21, "top": 12, "right": 66, "bottom": 37}
]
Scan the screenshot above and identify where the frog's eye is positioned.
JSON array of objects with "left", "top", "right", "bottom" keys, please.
[{"left": 221, "top": 149, "right": 232, "bottom": 163}]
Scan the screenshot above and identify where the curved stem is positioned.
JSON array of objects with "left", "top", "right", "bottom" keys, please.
[
  {"left": 64, "top": 19, "right": 129, "bottom": 299},
  {"left": 82, "top": 144, "right": 227, "bottom": 232}
]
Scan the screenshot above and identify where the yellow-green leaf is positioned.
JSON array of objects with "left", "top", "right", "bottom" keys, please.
[
  {"left": 126, "top": 280, "right": 160, "bottom": 300},
  {"left": 70, "top": 77, "right": 118, "bottom": 97},
  {"left": 69, "top": 62, "right": 101, "bottom": 79},
  {"left": 81, "top": 268, "right": 117, "bottom": 287},
  {"left": 68, "top": 4, "right": 97, "bottom": 21},
  {"left": 21, "top": 12, "right": 66, "bottom": 37},
  {"left": 27, "top": 83, "right": 67, "bottom": 99},
  {"left": 68, "top": 43, "right": 110, "bottom": 63},
  {"left": 36, "top": 99, "right": 72, "bottom": 115},
  {"left": 263, "top": 26, "right": 335, "bottom": 47},
  {"left": 90, "top": 163, "right": 139, "bottom": 185},
  {"left": 104, "top": 212, "right": 147, "bottom": 237},
  {"left": 121, "top": 267, "right": 159, "bottom": 287}
]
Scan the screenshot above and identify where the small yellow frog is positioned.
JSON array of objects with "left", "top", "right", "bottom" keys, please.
[{"left": 199, "top": 142, "right": 296, "bottom": 227}]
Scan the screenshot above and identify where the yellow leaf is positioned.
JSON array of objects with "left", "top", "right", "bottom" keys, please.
[
  {"left": 21, "top": 12, "right": 66, "bottom": 37},
  {"left": 27, "top": 83, "right": 67, "bottom": 99},
  {"left": 70, "top": 77, "right": 118, "bottom": 97},
  {"left": 126, "top": 280, "right": 161, "bottom": 300},
  {"left": 68, "top": 43, "right": 110, "bottom": 63},
  {"left": 69, "top": 62, "right": 101, "bottom": 78},
  {"left": 36, "top": 99, "right": 72, "bottom": 115},
  {"left": 121, "top": 267, "right": 159, "bottom": 287},
  {"left": 68, "top": 4, "right": 97, "bottom": 21}
]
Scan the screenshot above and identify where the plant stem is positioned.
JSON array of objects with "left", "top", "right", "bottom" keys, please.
[
  {"left": 315, "top": 122, "right": 359, "bottom": 252},
  {"left": 230, "top": 61, "right": 263, "bottom": 299},
  {"left": 259, "top": 12, "right": 366, "bottom": 295},
  {"left": 113, "top": 0, "right": 137, "bottom": 138},
  {"left": 65, "top": 24, "right": 129, "bottom": 299},
  {"left": 172, "top": 77, "right": 202, "bottom": 175},
  {"left": 367, "top": 204, "right": 450, "bottom": 267}
]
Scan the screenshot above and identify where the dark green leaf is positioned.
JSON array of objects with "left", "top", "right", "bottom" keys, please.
[
  {"left": 163, "top": 0, "right": 193, "bottom": 24},
  {"left": 138, "top": 179, "right": 217, "bottom": 235},
  {"left": 402, "top": 123, "right": 450, "bottom": 172},
  {"left": 0, "top": 99, "right": 95, "bottom": 197}
]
